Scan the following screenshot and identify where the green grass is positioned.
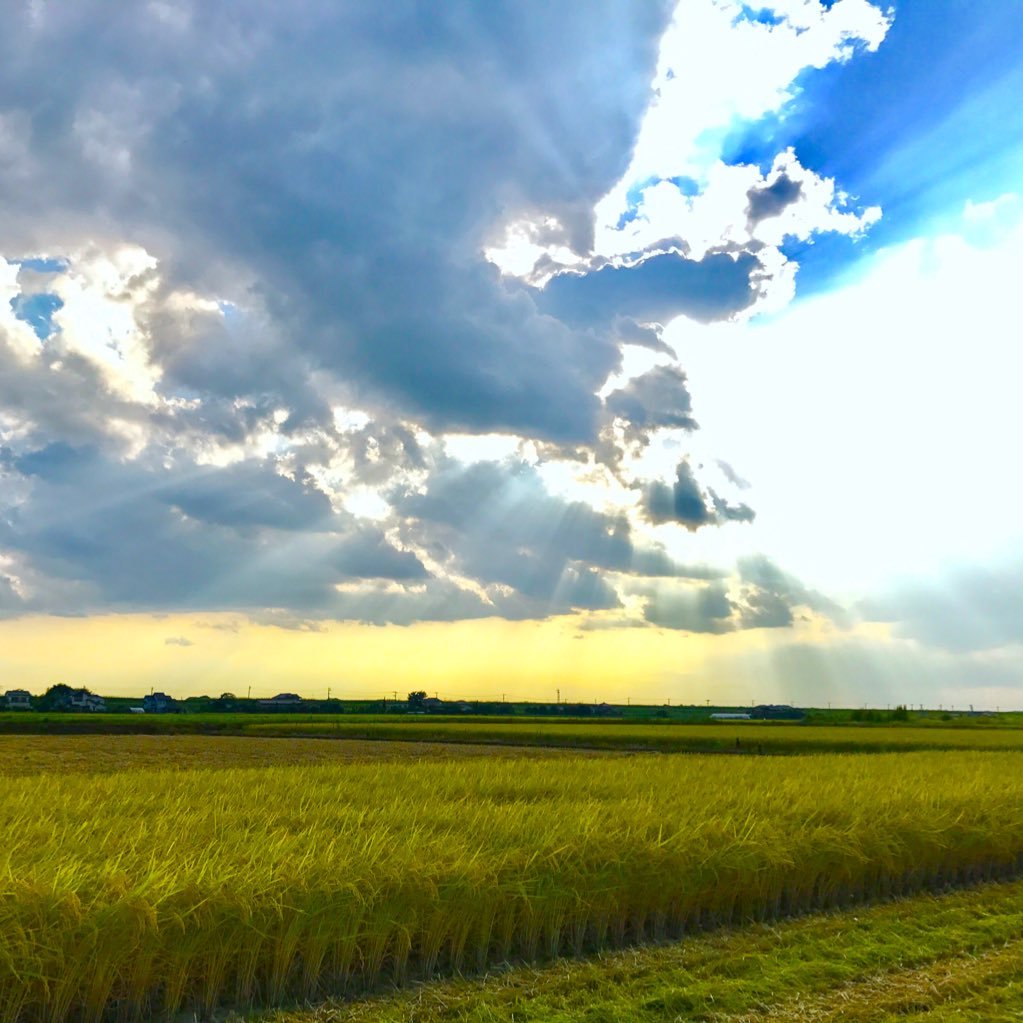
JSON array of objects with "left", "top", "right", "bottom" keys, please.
[{"left": 260, "top": 876, "right": 1023, "bottom": 1023}]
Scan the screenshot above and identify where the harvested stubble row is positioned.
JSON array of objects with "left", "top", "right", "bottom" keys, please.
[{"left": 3, "top": 752, "right": 1023, "bottom": 1021}]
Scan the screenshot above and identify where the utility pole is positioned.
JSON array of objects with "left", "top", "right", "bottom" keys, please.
[
  {"left": 557, "top": 688, "right": 560, "bottom": 703},
  {"left": 327, "top": 687, "right": 331, "bottom": 700}
]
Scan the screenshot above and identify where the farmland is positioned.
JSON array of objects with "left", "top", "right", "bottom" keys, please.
[
  {"left": 0, "top": 733, "right": 591, "bottom": 777},
  {"left": 7, "top": 711, "right": 1023, "bottom": 755},
  {"left": 268, "top": 875, "right": 1023, "bottom": 1023},
  {"left": 4, "top": 748, "right": 1023, "bottom": 1021},
  {"left": 247, "top": 717, "right": 1023, "bottom": 754}
]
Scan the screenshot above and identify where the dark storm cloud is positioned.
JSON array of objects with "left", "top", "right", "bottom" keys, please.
[
  {"left": 746, "top": 173, "right": 802, "bottom": 225},
  {"left": 396, "top": 458, "right": 707, "bottom": 588},
  {"left": 631, "top": 553, "right": 848, "bottom": 635},
  {"left": 710, "top": 490, "right": 756, "bottom": 524},
  {"left": 332, "top": 529, "right": 428, "bottom": 581},
  {"left": 0, "top": 1, "right": 688, "bottom": 444},
  {"left": 604, "top": 365, "right": 698, "bottom": 431},
  {"left": 646, "top": 462, "right": 713, "bottom": 529},
  {"left": 0, "top": 446, "right": 429, "bottom": 615},
  {"left": 643, "top": 581, "right": 735, "bottom": 632},
  {"left": 539, "top": 251, "right": 760, "bottom": 329},
  {"left": 644, "top": 461, "right": 755, "bottom": 531},
  {"left": 160, "top": 463, "right": 333, "bottom": 531},
  {"left": 0, "top": 3, "right": 808, "bottom": 626}
]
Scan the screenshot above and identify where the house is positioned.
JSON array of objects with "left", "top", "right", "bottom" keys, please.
[
  {"left": 4, "top": 689, "right": 32, "bottom": 711},
  {"left": 67, "top": 689, "right": 106, "bottom": 712},
  {"left": 710, "top": 712, "right": 751, "bottom": 720},
  {"left": 258, "top": 693, "right": 304, "bottom": 708},
  {"left": 142, "top": 691, "right": 179, "bottom": 713}
]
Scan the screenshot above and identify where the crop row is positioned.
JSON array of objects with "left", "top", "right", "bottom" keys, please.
[
  {"left": 246, "top": 718, "right": 1023, "bottom": 753},
  {"left": 0, "top": 734, "right": 582, "bottom": 777},
  {"left": 3, "top": 752, "right": 1023, "bottom": 1020}
]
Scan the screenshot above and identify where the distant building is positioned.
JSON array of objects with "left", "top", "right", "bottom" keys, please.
[
  {"left": 142, "top": 692, "right": 179, "bottom": 714},
  {"left": 4, "top": 689, "right": 32, "bottom": 711},
  {"left": 258, "top": 693, "right": 304, "bottom": 708},
  {"left": 710, "top": 712, "right": 752, "bottom": 720},
  {"left": 67, "top": 689, "right": 106, "bottom": 712}
]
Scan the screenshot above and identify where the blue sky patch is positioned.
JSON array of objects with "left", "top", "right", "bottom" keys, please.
[
  {"left": 10, "top": 292, "right": 63, "bottom": 340},
  {"left": 16, "top": 256, "right": 68, "bottom": 274},
  {"left": 721, "top": 1, "right": 1023, "bottom": 300}
]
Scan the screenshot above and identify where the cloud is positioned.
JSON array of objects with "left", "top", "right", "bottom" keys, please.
[
  {"left": 862, "top": 556, "right": 1023, "bottom": 653},
  {"left": 538, "top": 250, "right": 760, "bottom": 328},
  {"left": 747, "top": 173, "right": 803, "bottom": 226},
  {"left": 629, "top": 552, "right": 845, "bottom": 634},
  {"left": 644, "top": 460, "right": 756, "bottom": 530},
  {"left": 736, "top": 554, "right": 847, "bottom": 629},
  {"left": 164, "top": 636, "right": 193, "bottom": 647},
  {"left": 395, "top": 458, "right": 648, "bottom": 615},
  {"left": 0, "top": 1, "right": 889, "bottom": 633},
  {"left": 0, "top": 2, "right": 686, "bottom": 446},
  {"left": 0, "top": 445, "right": 429, "bottom": 617},
  {"left": 643, "top": 580, "right": 735, "bottom": 632}
]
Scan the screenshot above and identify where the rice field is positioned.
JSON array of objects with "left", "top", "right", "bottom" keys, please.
[
  {"left": 0, "top": 733, "right": 591, "bottom": 777},
  {"left": 4, "top": 750, "right": 1023, "bottom": 1021},
  {"left": 246, "top": 717, "right": 1023, "bottom": 753},
  {"left": 269, "top": 874, "right": 1023, "bottom": 1023}
]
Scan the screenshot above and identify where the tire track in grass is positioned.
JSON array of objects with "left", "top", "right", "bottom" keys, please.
[{"left": 747, "top": 937, "right": 1023, "bottom": 1022}]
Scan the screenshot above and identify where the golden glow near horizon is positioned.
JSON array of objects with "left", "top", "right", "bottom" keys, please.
[{"left": 0, "top": 610, "right": 994, "bottom": 709}]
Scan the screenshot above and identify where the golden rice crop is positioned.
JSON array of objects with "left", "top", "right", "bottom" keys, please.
[
  {"left": 0, "top": 734, "right": 589, "bottom": 777},
  {"left": 246, "top": 718, "right": 1023, "bottom": 753},
  {"left": 2, "top": 751, "right": 1023, "bottom": 1021}
]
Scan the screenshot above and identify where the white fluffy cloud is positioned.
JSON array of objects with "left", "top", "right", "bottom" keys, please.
[
  {"left": 603, "top": 0, "right": 891, "bottom": 191},
  {"left": 488, "top": 0, "right": 889, "bottom": 322}
]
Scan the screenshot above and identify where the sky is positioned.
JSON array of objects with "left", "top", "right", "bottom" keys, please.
[{"left": 1, "top": 0, "right": 1022, "bottom": 707}]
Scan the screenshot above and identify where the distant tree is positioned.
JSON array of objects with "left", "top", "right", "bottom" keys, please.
[
  {"left": 407, "top": 691, "right": 427, "bottom": 711},
  {"left": 38, "top": 683, "right": 76, "bottom": 712},
  {"left": 890, "top": 704, "right": 910, "bottom": 722}
]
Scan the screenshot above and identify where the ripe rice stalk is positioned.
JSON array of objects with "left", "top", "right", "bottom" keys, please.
[{"left": 4, "top": 752, "right": 1023, "bottom": 1019}]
